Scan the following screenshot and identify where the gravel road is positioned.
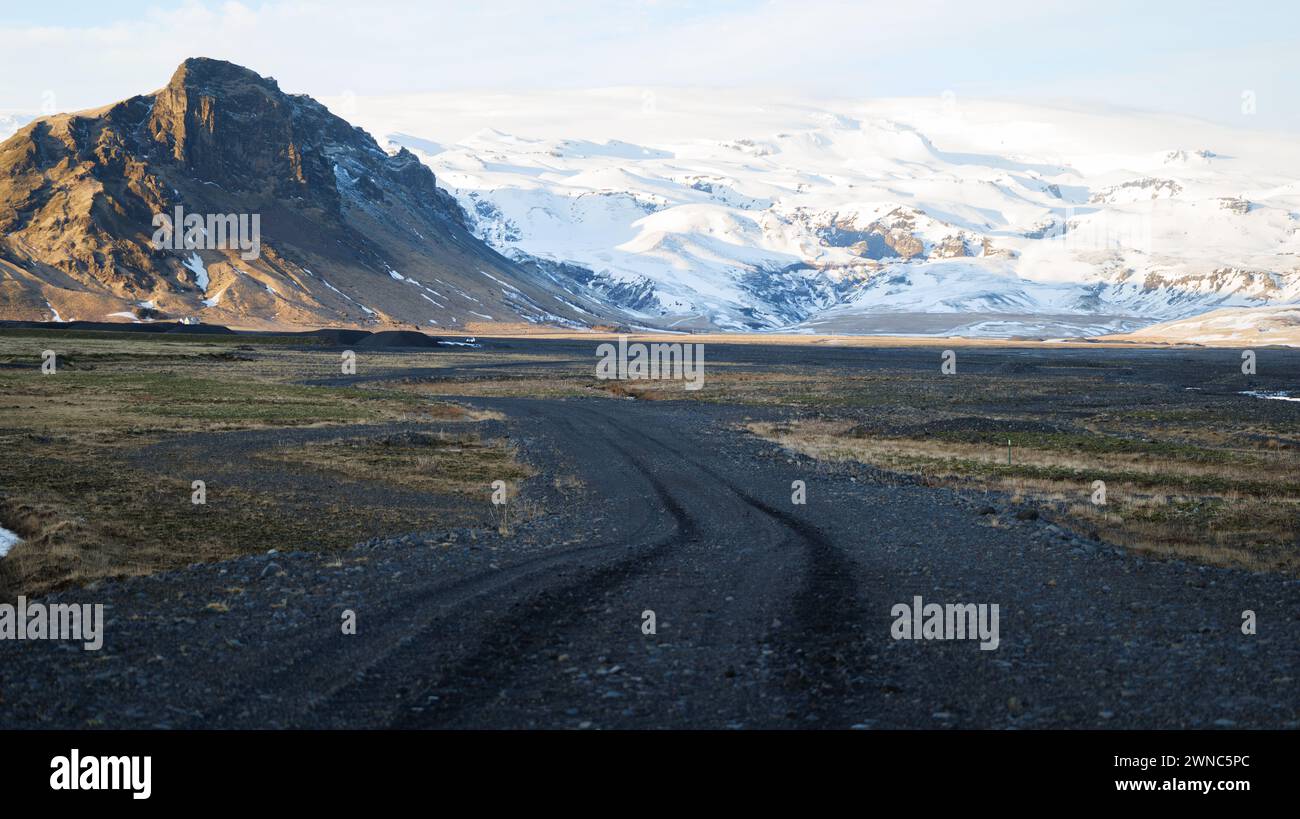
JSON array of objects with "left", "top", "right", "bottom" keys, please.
[{"left": 1, "top": 357, "right": 1297, "bottom": 729}]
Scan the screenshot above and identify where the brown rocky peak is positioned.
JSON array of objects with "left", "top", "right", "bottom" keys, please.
[
  {"left": 166, "top": 57, "right": 282, "bottom": 95},
  {"left": 146, "top": 58, "right": 330, "bottom": 199}
]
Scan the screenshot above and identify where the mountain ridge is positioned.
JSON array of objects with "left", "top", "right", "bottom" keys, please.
[{"left": 3, "top": 66, "right": 1299, "bottom": 341}]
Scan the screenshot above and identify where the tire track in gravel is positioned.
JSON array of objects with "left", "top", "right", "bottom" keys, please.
[
  {"left": 235, "top": 396, "right": 828, "bottom": 728},
  {"left": 189, "top": 399, "right": 705, "bottom": 727},
  {"left": 365, "top": 400, "right": 871, "bottom": 728},
  {"left": 588, "top": 407, "right": 879, "bottom": 724},
  {"left": 370, "top": 456, "right": 696, "bottom": 728},
  {"left": 192, "top": 527, "right": 670, "bottom": 727},
  {"left": 185, "top": 403, "right": 680, "bottom": 727}
]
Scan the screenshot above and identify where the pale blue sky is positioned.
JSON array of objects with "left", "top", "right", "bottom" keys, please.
[{"left": 3, "top": 0, "right": 1297, "bottom": 130}]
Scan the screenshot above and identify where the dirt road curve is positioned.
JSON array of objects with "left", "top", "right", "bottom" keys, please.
[{"left": 1, "top": 393, "right": 1296, "bottom": 729}]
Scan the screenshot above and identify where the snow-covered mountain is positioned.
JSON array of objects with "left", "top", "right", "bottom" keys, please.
[{"left": 342, "top": 89, "right": 1300, "bottom": 337}]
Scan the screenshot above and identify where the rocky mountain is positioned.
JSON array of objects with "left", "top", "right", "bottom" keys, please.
[
  {"left": 359, "top": 89, "right": 1300, "bottom": 339},
  {"left": 0, "top": 59, "right": 611, "bottom": 329}
]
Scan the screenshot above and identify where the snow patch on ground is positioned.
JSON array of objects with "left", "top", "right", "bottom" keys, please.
[
  {"left": 0, "top": 526, "right": 21, "bottom": 558},
  {"left": 183, "top": 253, "right": 210, "bottom": 292},
  {"left": 1240, "top": 390, "right": 1300, "bottom": 402}
]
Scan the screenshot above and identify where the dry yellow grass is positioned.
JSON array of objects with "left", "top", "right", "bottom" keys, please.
[
  {"left": 749, "top": 419, "right": 1300, "bottom": 573},
  {"left": 0, "top": 336, "right": 533, "bottom": 600},
  {"left": 263, "top": 429, "right": 531, "bottom": 496}
]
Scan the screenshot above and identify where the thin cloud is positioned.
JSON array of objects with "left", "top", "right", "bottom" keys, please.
[{"left": 0, "top": 0, "right": 1295, "bottom": 130}]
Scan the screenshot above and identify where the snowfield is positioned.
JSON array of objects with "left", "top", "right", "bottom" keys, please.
[{"left": 344, "top": 90, "right": 1300, "bottom": 337}]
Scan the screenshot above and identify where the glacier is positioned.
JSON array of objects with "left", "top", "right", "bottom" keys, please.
[{"left": 336, "top": 89, "right": 1300, "bottom": 337}]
